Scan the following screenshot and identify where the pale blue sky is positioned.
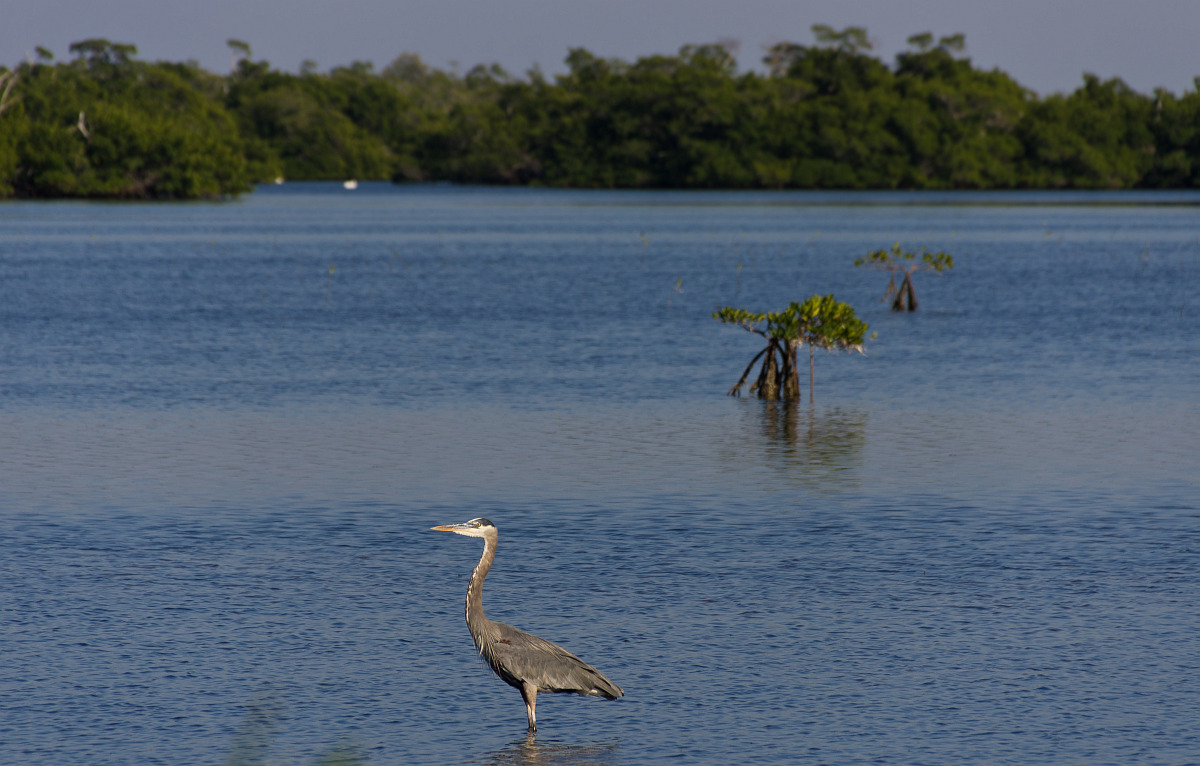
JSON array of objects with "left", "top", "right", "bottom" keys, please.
[{"left": 7, "top": 0, "right": 1200, "bottom": 95}]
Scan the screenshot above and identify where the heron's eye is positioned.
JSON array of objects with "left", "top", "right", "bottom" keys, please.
[{"left": 472, "top": 521, "right": 480, "bottom": 527}]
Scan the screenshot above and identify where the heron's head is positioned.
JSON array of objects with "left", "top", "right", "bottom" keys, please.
[{"left": 431, "top": 518, "right": 496, "bottom": 538}]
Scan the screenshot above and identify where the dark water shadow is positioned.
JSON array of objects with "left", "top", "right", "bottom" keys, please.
[
  {"left": 226, "top": 691, "right": 364, "bottom": 766},
  {"left": 226, "top": 692, "right": 285, "bottom": 766},
  {"left": 736, "top": 401, "right": 867, "bottom": 491},
  {"left": 470, "top": 733, "right": 619, "bottom": 766}
]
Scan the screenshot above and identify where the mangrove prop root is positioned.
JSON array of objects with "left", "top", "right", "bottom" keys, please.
[
  {"left": 892, "top": 273, "right": 918, "bottom": 311},
  {"left": 728, "top": 346, "right": 770, "bottom": 397}
]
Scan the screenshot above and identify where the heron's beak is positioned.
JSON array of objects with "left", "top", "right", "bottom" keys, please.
[{"left": 431, "top": 523, "right": 464, "bottom": 532}]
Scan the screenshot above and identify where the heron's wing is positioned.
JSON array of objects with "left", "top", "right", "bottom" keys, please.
[{"left": 488, "top": 622, "right": 624, "bottom": 699}]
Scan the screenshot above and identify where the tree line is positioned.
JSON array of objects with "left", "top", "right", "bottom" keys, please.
[{"left": 2, "top": 27, "right": 1200, "bottom": 198}]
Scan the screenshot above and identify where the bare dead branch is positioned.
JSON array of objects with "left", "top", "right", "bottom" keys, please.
[{"left": 0, "top": 72, "right": 18, "bottom": 115}]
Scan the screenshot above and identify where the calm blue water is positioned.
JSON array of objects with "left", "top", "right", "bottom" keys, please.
[{"left": 1, "top": 184, "right": 1198, "bottom": 765}]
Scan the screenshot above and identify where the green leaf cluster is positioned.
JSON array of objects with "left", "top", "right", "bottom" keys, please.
[
  {"left": 713, "top": 306, "right": 768, "bottom": 333},
  {"left": 855, "top": 243, "right": 954, "bottom": 272},
  {"left": 715, "top": 296, "right": 869, "bottom": 347},
  {"left": 791, "top": 294, "right": 870, "bottom": 351}
]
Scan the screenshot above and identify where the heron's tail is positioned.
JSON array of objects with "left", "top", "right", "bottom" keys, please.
[{"left": 585, "top": 671, "right": 623, "bottom": 699}]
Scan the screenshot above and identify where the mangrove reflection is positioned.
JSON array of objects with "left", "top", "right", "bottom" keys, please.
[
  {"left": 475, "top": 733, "right": 619, "bottom": 766},
  {"left": 735, "top": 401, "right": 867, "bottom": 489}
]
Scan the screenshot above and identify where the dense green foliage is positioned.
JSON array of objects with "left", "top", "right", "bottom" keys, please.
[
  {"left": 0, "top": 40, "right": 253, "bottom": 198},
  {"left": 715, "top": 295, "right": 868, "bottom": 401},
  {"left": 4, "top": 27, "right": 1200, "bottom": 198}
]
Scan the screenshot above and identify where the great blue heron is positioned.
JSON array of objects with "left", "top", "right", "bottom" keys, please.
[{"left": 431, "top": 518, "right": 624, "bottom": 732}]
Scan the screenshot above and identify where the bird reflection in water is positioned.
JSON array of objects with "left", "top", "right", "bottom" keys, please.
[{"left": 477, "top": 733, "right": 619, "bottom": 766}]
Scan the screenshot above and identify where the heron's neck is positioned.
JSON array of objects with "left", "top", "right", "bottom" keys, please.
[{"left": 466, "top": 533, "right": 496, "bottom": 641}]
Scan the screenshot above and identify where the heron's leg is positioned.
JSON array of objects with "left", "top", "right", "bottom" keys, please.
[{"left": 520, "top": 681, "right": 538, "bottom": 732}]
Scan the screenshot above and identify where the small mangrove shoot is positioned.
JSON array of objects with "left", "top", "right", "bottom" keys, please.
[{"left": 855, "top": 243, "right": 954, "bottom": 311}]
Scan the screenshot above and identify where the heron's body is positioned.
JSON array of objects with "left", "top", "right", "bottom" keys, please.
[{"left": 432, "top": 518, "right": 623, "bottom": 731}]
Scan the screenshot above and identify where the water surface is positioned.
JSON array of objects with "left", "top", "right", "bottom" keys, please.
[{"left": 1, "top": 185, "right": 1198, "bottom": 765}]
